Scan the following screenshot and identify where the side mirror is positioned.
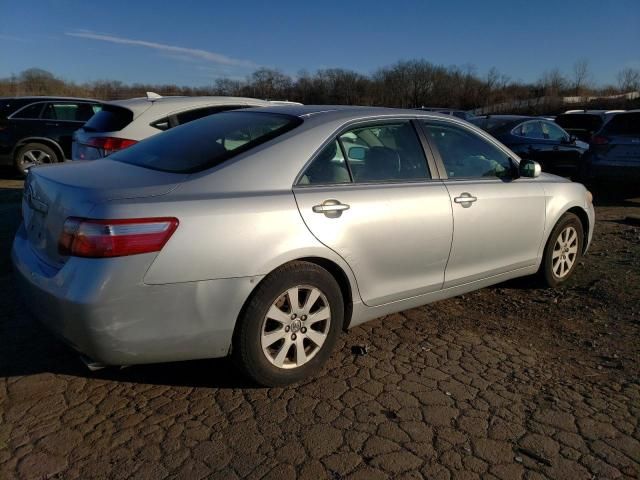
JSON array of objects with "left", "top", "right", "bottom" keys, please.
[
  {"left": 519, "top": 159, "right": 541, "bottom": 178},
  {"left": 348, "top": 146, "right": 366, "bottom": 160}
]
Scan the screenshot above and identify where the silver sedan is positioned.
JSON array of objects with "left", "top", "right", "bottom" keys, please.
[{"left": 12, "top": 106, "right": 595, "bottom": 386}]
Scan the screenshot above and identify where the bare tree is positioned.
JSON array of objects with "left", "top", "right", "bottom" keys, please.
[
  {"left": 616, "top": 67, "right": 640, "bottom": 92},
  {"left": 571, "top": 58, "right": 590, "bottom": 96},
  {"left": 539, "top": 68, "right": 566, "bottom": 97}
]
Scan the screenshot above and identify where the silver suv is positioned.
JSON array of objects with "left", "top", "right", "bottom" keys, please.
[{"left": 72, "top": 93, "right": 273, "bottom": 160}]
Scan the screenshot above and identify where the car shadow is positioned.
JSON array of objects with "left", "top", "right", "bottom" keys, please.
[{"left": 0, "top": 305, "right": 259, "bottom": 389}]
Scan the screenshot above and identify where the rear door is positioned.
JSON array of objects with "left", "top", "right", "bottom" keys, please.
[
  {"left": 294, "top": 119, "right": 453, "bottom": 307},
  {"left": 41, "top": 102, "right": 100, "bottom": 158},
  {"left": 419, "top": 119, "right": 546, "bottom": 288}
]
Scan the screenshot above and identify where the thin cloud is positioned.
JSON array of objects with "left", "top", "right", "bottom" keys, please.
[{"left": 65, "top": 30, "right": 256, "bottom": 68}]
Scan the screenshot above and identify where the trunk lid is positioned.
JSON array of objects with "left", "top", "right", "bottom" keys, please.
[{"left": 23, "top": 159, "right": 188, "bottom": 268}]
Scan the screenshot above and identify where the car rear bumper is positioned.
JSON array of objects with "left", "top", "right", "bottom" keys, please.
[
  {"left": 11, "top": 223, "right": 261, "bottom": 366},
  {"left": 588, "top": 164, "right": 640, "bottom": 181}
]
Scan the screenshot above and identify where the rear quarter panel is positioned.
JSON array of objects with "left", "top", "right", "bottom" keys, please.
[{"left": 90, "top": 190, "right": 360, "bottom": 302}]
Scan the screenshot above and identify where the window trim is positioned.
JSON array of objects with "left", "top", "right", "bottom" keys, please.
[
  {"left": 9, "top": 101, "right": 99, "bottom": 122},
  {"left": 294, "top": 117, "right": 440, "bottom": 188},
  {"left": 418, "top": 118, "right": 520, "bottom": 182}
]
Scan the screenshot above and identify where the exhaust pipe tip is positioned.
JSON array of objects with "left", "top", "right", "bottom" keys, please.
[{"left": 79, "top": 354, "right": 106, "bottom": 372}]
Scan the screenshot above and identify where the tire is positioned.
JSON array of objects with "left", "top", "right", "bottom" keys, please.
[
  {"left": 539, "top": 212, "right": 584, "bottom": 287},
  {"left": 232, "top": 261, "right": 344, "bottom": 387},
  {"left": 14, "top": 143, "right": 59, "bottom": 176}
]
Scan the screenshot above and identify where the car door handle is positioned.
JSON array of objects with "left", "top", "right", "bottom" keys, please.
[
  {"left": 453, "top": 193, "right": 477, "bottom": 207},
  {"left": 312, "top": 199, "right": 350, "bottom": 218}
]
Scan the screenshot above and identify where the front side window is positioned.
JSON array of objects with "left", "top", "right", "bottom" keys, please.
[
  {"left": 339, "top": 121, "right": 430, "bottom": 183},
  {"left": 541, "top": 122, "right": 569, "bottom": 141},
  {"left": 111, "top": 111, "right": 301, "bottom": 173},
  {"left": 422, "top": 121, "right": 513, "bottom": 179}
]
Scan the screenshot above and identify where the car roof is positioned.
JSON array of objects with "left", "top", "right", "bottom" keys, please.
[
  {"left": 0, "top": 95, "right": 101, "bottom": 102},
  {"left": 107, "top": 95, "right": 272, "bottom": 116},
  {"left": 243, "top": 104, "right": 462, "bottom": 122}
]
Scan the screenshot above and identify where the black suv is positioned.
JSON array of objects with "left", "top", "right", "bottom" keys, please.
[{"left": 0, "top": 96, "right": 103, "bottom": 174}]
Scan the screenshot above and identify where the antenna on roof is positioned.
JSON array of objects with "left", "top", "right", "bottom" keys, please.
[{"left": 146, "top": 92, "right": 162, "bottom": 101}]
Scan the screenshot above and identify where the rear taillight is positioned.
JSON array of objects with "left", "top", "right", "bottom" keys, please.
[
  {"left": 85, "top": 137, "right": 137, "bottom": 155},
  {"left": 59, "top": 217, "right": 178, "bottom": 258},
  {"left": 591, "top": 135, "right": 609, "bottom": 145}
]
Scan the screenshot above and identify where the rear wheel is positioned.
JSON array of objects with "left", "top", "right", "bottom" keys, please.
[
  {"left": 14, "top": 143, "right": 59, "bottom": 176},
  {"left": 232, "top": 261, "right": 343, "bottom": 387},
  {"left": 539, "top": 212, "right": 583, "bottom": 287}
]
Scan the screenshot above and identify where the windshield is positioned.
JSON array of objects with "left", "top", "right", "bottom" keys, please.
[{"left": 110, "top": 111, "right": 302, "bottom": 173}]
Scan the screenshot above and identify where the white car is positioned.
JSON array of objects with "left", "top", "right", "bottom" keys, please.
[{"left": 71, "top": 93, "right": 275, "bottom": 160}]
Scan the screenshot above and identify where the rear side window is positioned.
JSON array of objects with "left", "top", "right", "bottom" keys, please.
[
  {"left": 42, "top": 103, "right": 83, "bottom": 121},
  {"left": 602, "top": 113, "right": 640, "bottom": 135},
  {"left": 110, "top": 111, "right": 302, "bottom": 173},
  {"left": 83, "top": 105, "right": 134, "bottom": 132},
  {"left": 515, "top": 121, "right": 545, "bottom": 139},
  {"left": 11, "top": 102, "right": 44, "bottom": 119},
  {"left": 340, "top": 122, "right": 430, "bottom": 182}
]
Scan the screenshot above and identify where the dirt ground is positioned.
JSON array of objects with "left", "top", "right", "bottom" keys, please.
[{"left": 0, "top": 171, "right": 638, "bottom": 479}]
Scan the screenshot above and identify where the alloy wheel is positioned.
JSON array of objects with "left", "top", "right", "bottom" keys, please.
[
  {"left": 21, "top": 149, "right": 52, "bottom": 169},
  {"left": 552, "top": 226, "right": 578, "bottom": 278},
  {"left": 260, "top": 285, "right": 331, "bottom": 369}
]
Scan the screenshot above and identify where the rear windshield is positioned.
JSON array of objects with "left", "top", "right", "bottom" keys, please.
[
  {"left": 110, "top": 111, "right": 302, "bottom": 173},
  {"left": 83, "top": 105, "right": 134, "bottom": 132},
  {"left": 555, "top": 114, "right": 603, "bottom": 131},
  {"left": 601, "top": 113, "right": 640, "bottom": 136}
]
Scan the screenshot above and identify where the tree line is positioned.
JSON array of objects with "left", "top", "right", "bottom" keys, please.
[{"left": 1, "top": 59, "right": 639, "bottom": 114}]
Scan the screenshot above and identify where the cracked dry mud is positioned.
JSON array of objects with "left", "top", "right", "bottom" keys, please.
[{"left": 1, "top": 177, "right": 639, "bottom": 479}]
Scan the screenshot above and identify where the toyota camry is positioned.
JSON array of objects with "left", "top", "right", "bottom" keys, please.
[{"left": 12, "top": 105, "right": 595, "bottom": 386}]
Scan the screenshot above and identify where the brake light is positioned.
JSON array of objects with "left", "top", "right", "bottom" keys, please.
[
  {"left": 85, "top": 137, "right": 137, "bottom": 154},
  {"left": 591, "top": 135, "right": 609, "bottom": 145},
  {"left": 59, "top": 217, "right": 178, "bottom": 258}
]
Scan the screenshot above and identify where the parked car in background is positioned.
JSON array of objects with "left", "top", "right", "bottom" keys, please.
[
  {"left": 13, "top": 106, "right": 594, "bottom": 386},
  {"left": 582, "top": 110, "right": 640, "bottom": 184},
  {"left": 472, "top": 115, "right": 588, "bottom": 178},
  {"left": 0, "top": 96, "right": 103, "bottom": 174},
  {"left": 72, "top": 93, "right": 272, "bottom": 161},
  {"left": 555, "top": 110, "right": 624, "bottom": 143},
  {"left": 415, "top": 107, "right": 476, "bottom": 121}
]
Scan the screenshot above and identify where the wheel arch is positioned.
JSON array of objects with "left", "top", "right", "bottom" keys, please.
[
  {"left": 566, "top": 206, "right": 590, "bottom": 254},
  {"left": 232, "top": 256, "right": 356, "bottom": 350},
  {"left": 13, "top": 137, "right": 65, "bottom": 162}
]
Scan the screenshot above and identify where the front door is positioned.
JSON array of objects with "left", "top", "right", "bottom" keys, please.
[
  {"left": 420, "top": 120, "right": 546, "bottom": 288},
  {"left": 294, "top": 120, "right": 453, "bottom": 307}
]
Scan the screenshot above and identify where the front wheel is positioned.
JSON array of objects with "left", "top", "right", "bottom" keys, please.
[
  {"left": 539, "top": 212, "right": 584, "bottom": 287},
  {"left": 232, "top": 261, "right": 344, "bottom": 387}
]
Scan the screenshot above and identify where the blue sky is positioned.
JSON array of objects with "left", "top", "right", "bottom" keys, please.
[{"left": 2, "top": 0, "right": 639, "bottom": 86}]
